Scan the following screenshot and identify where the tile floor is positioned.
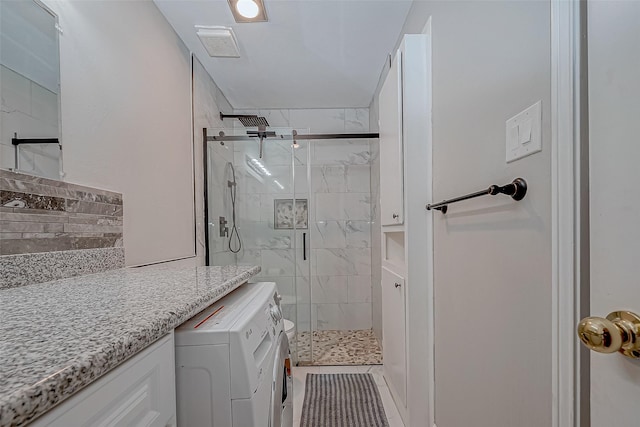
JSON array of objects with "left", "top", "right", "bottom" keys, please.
[
  {"left": 292, "top": 365, "right": 405, "bottom": 427},
  {"left": 295, "top": 329, "right": 383, "bottom": 365}
]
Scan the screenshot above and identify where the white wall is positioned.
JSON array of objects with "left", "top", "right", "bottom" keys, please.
[
  {"left": 372, "top": 2, "right": 553, "bottom": 426},
  {"left": 428, "top": 3, "right": 551, "bottom": 426},
  {"left": 44, "top": 0, "right": 194, "bottom": 266}
]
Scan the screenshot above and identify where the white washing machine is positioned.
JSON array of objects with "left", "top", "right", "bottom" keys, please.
[{"left": 175, "top": 282, "right": 293, "bottom": 427}]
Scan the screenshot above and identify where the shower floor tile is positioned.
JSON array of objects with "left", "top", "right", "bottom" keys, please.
[{"left": 294, "top": 329, "right": 383, "bottom": 366}]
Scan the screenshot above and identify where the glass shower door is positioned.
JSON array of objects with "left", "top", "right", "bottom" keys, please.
[
  {"left": 205, "top": 127, "right": 312, "bottom": 364},
  {"left": 291, "top": 137, "right": 312, "bottom": 364}
]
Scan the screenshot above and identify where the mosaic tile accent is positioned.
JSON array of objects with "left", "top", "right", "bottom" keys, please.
[
  {"left": 0, "top": 247, "right": 125, "bottom": 289},
  {"left": 295, "top": 329, "right": 382, "bottom": 366},
  {"left": 0, "top": 191, "right": 65, "bottom": 210},
  {"left": 0, "top": 170, "right": 123, "bottom": 256},
  {"left": 0, "top": 170, "right": 123, "bottom": 204},
  {"left": 0, "top": 265, "right": 261, "bottom": 427}
]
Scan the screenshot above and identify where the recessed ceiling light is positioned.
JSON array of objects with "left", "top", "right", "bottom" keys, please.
[
  {"left": 227, "top": 0, "right": 268, "bottom": 23},
  {"left": 236, "top": 0, "right": 259, "bottom": 19}
]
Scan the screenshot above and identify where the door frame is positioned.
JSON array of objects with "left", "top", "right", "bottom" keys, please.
[
  {"left": 420, "top": 18, "right": 435, "bottom": 427},
  {"left": 550, "top": 0, "right": 586, "bottom": 426}
]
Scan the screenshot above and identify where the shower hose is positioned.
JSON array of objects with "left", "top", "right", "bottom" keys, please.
[{"left": 228, "top": 164, "right": 242, "bottom": 253}]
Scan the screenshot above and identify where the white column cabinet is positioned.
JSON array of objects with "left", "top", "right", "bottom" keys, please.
[
  {"left": 379, "top": 51, "right": 404, "bottom": 226},
  {"left": 378, "top": 33, "right": 432, "bottom": 426}
]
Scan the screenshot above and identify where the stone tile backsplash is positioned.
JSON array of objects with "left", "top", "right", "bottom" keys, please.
[
  {"left": 0, "top": 191, "right": 65, "bottom": 210},
  {"left": 0, "top": 169, "right": 123, "bottom": 256},
  {"left": 0, "top": 169, "right": 125, "bottom": 289}
]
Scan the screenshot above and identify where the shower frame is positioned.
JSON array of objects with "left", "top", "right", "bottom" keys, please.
[
  {"left": 202, "top": 127, "right": 379, "bottom": 265},
  {"left": 203, "top": 127, "right": 379, "bottom": 364}
]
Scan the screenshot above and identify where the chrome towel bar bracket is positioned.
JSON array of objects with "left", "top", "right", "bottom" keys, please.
[{"left": 426, "top": 178, "right": 527, "bottom": 214}]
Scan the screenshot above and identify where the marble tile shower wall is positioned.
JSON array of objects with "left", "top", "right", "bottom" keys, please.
[
  {"left": 0, "top": 169, "right": 124, "bottom": 288},
  {"left": 192, "top": 58, "right": 236, "bottom": 266},
  {"left": 206, "top": 138, "right": 236, "bottom": 267},
  {"left": 233, "top": 108, "right": 372, "bottom": 332}
]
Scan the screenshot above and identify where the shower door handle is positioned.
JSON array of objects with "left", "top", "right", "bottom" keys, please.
[{"left": 303, "top": 232, "right": 307, "bottom": 261}]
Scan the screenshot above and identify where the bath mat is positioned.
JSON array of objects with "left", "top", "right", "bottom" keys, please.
[{"left": 300, "top": 373, "right": 389, "bottom": 427}]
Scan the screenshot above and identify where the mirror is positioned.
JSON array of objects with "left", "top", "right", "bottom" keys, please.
[{"left": 0, "top": 0, "right": 61, "bottom": 179}]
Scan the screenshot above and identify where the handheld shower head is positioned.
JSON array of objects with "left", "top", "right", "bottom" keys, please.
[{"left": 225, "top": 162, "right": 241, "bottom": 253}]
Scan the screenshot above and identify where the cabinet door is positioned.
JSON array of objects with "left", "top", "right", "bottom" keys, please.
[
  {"left": 382, "top": 267, "right": 406, "bottom": 407},
  {"left": 379, "top": 51, "right": 404, "bottom": 226},
  {"left": 34, "top": 334, "right": 176, "bottom": 427}
]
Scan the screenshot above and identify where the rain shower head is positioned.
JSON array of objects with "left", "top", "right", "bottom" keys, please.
[
  {"left": 238, "top": 116, "right": 270, "bottom": 127},
  {"left": 219, "top": 113, "right": 270, "bottom": 127},
  {"left": 219, "top": 113, "right": 272, "bottom": 159}
]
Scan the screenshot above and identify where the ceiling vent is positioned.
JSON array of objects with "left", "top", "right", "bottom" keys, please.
[{"left": 195, "top": 26, "right": 240, "bottom": 58}]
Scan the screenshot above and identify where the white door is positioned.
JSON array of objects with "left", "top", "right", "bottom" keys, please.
[{"left": 578, "top": 2, "right": 640, "bottom": 425}]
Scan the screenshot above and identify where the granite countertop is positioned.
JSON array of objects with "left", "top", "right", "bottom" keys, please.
[{"left": 0, "top": 264, "right": 261, "bottom": 427}]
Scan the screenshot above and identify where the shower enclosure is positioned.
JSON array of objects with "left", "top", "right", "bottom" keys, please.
[{"left": 205, "top": 122, "right": 380, "bottom": 365}]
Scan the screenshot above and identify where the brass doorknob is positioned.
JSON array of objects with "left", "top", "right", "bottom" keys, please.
[{"left": 577, "top": 310, "right": 640, "bottom": 359}]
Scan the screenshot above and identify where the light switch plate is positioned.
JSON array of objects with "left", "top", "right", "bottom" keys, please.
[{"left": 506, "top": 100, "right": 542, "bottom": 163}]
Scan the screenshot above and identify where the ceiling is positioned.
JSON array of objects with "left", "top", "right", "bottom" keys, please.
[{"left": 153, "top": 0, "right": 412, "bottom": 109}]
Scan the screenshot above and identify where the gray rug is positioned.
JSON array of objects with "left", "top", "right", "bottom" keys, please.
[{"left": 300, "top": 373, "right": 389, "bottom": 427}]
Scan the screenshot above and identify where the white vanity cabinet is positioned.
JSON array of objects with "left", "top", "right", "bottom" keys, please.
[
  {"left": 379, "top": 50, "right": 404, "bottom": 226},
  {"left": 33, "top": 333, "right": 177, "bottom": 427}
]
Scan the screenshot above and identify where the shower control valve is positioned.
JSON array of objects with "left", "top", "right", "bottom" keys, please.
[{"left": 219, "top": 216, "right": 229, "bottom": 238}]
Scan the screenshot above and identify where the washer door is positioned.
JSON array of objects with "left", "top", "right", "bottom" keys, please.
[{"left": 270, "top": 331, "right": 291, "bottom": 427}]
